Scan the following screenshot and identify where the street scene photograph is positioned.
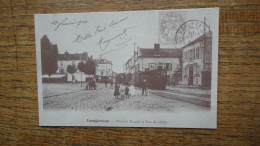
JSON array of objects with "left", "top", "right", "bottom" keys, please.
[{"left": 35, "top": 8, "right": 219, "bottom": 128}]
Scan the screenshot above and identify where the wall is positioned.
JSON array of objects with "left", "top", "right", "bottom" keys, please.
[
  {"left": 137, "top": 57, "right": 179, "bottom": 73},
  {"left": 0, "top": 0, "right": 259, "bottom": 145},
  {"left": 96, "top": 63, "right": 113, "bottom": 77},
  {"left": 57, "top": 60, "right": 83, "bottom": 74}
]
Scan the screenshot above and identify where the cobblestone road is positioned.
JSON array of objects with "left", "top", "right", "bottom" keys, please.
[{"left": 43, "top": 83, "right": 209, "bottom": 112}]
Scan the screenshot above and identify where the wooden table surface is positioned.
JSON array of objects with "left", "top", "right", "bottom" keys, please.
[{"left": 0, "top": 0, "right": 259, "bottom": 145}]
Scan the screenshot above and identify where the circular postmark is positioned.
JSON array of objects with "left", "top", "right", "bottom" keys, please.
[
  {"left": 159, "top": 12, "right": 185, "bottom": 45},
  {"left": 175, "top": 20, "right": 211, "bottom": 46}
]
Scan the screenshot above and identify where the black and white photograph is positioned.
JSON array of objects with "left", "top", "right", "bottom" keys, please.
[{"left": 35, "top": 8, "right": 219, "bottom": 128}]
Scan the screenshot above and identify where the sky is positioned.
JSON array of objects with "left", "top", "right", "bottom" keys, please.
[{"left": 35, "top": 8, "right": 218, "bottom": 73}]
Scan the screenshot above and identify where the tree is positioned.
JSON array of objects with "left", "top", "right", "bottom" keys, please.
[
  {"left": 125, "top": 73, "right": 132, "bottom": 84},
  {"left": 41, "top": 35, "right": 58, "bottom": 82},
  {"left": 83, "top": 57, "right": 96, "bottom": 76},
  {"left": 77, "top": 61, "right": 85, "bottom": 87},
  {"left": 67, "top": 65, "right": 77, "bottom": 83}
]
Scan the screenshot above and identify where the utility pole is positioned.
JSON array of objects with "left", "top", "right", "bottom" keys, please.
[
  {"left": 133, "top": 42, "right": 136, "bottom": 73},
  {"left": 133, "top": 42, "right": 136, "bottom": 83},
  {"left": 80, "top": 54, "right": 82, "bottom": 87}
]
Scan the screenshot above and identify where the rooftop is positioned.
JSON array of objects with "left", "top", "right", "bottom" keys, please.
[
  {"left": 94, "top": 59, "right": 112, "bottom": 64},
  {"left": 58, "top": 51, "right": 88, "bottom": 61},
  {"left": 139, "top": 48, "right": 182, "bottom": 58}
]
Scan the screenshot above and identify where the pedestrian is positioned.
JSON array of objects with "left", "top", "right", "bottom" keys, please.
[
  {"left": 110, "top": 80, "right": 114, "bottom": 89},
  {"left": 146, "top": 88, "right": 151, "bottom": 96},
  {"left": 129, "top": 82, "right": 135, "bottom": 98},
  {"left": 125, "top": 85, "right": 129, "bottom": 98},
  {"left": 120, "top": 84, "right": 125, "bottom": 98},
  {"left": 114, "top": 83, "right": 120, "bottom": 99},
  {"left": 105, "top": 79, "right": 108, "bottom": 87},
  {"left": 142, "top": 80, "right": 148, "bottom": 96}
]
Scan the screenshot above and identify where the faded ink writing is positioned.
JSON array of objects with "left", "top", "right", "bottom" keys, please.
[
  {"left": 97, "top": 25, "right": 137, "bottom": 52},
  {"left": 51, "top": 17, "right": 88, "bottom": 31}
]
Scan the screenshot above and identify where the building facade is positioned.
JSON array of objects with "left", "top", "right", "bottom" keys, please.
[
  {"left": 125, "top": 44, "right": 182, "bottom": 85},
  {"left": 57, "top": 51, "right": 88, "bottom": 82},
  {"left": 125, "top": 55, "right": 135, "bottom": 74},
  {"left": 94, "top": 58, "right": 113, "bottom": 82},
  {"left": 181, "top": 31, "right": 212, "bottom": 86}
]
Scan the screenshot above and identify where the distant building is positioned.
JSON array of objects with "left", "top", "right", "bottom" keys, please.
[
  {"left": 181, "top": 31, "right": 212, "bottom": 86},
  {"left": 125, "top": 55, "right": 135, "bottom": 74},
  {"left": 125, "top": 43, "right": 182, "bottom": 84},
  {"left": 94, "top": 58, "right": 113, "bottom": 82},
  {"left": 57, "top": 50, "right": 88, "bottom": 82}
]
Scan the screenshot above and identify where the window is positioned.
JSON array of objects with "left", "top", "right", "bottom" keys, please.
[
  {"left": 166, "top": 63, "right": 172, "bottom": 71},
  {"left": 193, "top": 49, "right": 195, "bottom": 59},
  {"left": 163, "top": 63, "right": 166, "bottom": 69},
  {"left": 189, "top": 50, "right": 192, "bottom": 60},
  {"left": 184, "top": 68, "right": 188, "bottom": 80},
  {"left": 185, "top": 52, "right": 187, "bottom": 61},
  {"left": 205, "top": 64, "right": 211, "bottom": 71},
  {"left": 199, "top": 47, "right": 202, "bottom": 58},
  {"left": 196, "top": 47, "right": 199, "bottom": 59},
  {"left": 60, "top": 61, "right": 63, "bottom": 66},
  {"left": 149, "top": 63, "right": 156, "bottom": 69},
  {"left": 157, "top": 63, "right": 163, "bottom": 70}
]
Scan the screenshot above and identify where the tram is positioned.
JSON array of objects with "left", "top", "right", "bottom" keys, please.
[{"left": 134, "top": 70, "right": 167, "bottom": 90}]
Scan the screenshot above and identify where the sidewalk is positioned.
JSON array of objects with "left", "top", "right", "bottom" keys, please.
[
  {"left": 152, "top": 89, "right": 211, "bottom": 107},
  {"left": 166, "top": 85, "right": 211, "bottom": 97},
  {"left": 148, "top": 85, "right": 211, "bottom": 107}
]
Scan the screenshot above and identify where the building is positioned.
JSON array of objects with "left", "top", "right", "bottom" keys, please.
[
  {"left": 125, "top": 43, "right": 182, "bottom": 85},
  {"left": 124, "top": 55, "right": 135, "bottom": 74},
  {"left": 57, "top": 50, "right": 88, "bottom": 82},
  {"left": 181, "top": 31, "right": 212, "bottom": 86},
  {"left": 94, "top": 58, "right": 113, "bottom": 82}
]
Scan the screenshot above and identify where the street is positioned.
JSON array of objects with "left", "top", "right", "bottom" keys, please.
[{"left": 43, "top": 83, "right": 210, "bottom": 112}]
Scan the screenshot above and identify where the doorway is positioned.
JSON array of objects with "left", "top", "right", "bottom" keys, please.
[{"left": 188, "top": 66, "right": 193, "bottom": 85}]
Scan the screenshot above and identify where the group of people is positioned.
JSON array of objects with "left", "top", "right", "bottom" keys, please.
[{"left": 113, "top": 83, "right": 135, "bottom": 99}]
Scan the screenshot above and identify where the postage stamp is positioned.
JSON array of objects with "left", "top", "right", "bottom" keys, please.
[
  {"left": 159, "top": 11, "right": 185, "bottom": 45},
  {"left": 35, "top": 8, "right": 219, "bottom": 128}
]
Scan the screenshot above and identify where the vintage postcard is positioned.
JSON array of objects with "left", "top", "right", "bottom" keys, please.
[{"left": 35, "top": 8, "right": 219, "bottom": 128}]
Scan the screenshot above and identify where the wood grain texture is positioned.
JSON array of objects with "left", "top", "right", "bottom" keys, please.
[{"left": 0, "top": 0, "right": 259, "bottom": 145}]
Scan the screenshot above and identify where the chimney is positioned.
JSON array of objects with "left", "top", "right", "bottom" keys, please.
[{"left": 154, "top": 43, "right": 160, "bottom": 54}]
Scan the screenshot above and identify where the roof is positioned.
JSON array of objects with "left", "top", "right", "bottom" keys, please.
[
  {"left": 58, "top": 51, "right": 88, "bottom": 61},
  {"left": 139, "top": 48, "right": 182, "bottom": 58},
  {"left": 125, "top": 56, "right": 133, "bottom": 65},
  {"left": 94, "top": 59, "right": 112, "bottom": 64}
]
